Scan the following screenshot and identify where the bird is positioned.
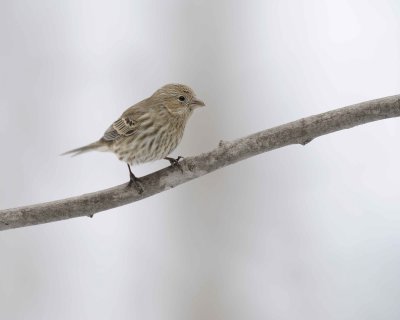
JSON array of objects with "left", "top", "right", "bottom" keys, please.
[{"left": 63, "top": 83, "right": 205, "bottom": 191}]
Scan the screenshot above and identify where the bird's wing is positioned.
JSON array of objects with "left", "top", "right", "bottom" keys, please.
[
  {"left": 102, "top": 100, "right": 154, "bottom": 141},
  {"left": 102, "top": 117, "right": 138, "bottom": 141}
]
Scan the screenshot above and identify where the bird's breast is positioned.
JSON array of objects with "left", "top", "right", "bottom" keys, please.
[{"left": 112, "top": 112, "right": 189, "bottom": 165}]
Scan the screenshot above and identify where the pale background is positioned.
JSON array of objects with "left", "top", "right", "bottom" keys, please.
[{"left": 0, "top": 0, "right": 400, "bottom": 319}]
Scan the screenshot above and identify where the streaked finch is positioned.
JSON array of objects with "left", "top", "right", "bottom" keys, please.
[{"left": 63, "top": 83, "right": 205, "bottom": 188}]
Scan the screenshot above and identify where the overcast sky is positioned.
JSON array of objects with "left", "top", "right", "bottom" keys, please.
[{"left": 0, "top": 1, "right": 399, "bottom": 319}]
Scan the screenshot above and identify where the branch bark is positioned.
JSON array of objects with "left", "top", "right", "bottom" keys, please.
[{"left": 1, "top": 94, "right": 399, "bottom": 231}]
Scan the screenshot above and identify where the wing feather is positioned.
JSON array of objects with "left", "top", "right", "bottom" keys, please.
[{"left": 101, "top": 98, "right": 156, "bottom": 141}]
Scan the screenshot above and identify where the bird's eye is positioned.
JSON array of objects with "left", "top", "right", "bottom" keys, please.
[{"left": 178, "top": 96, "right": 186, "bottom": 102}]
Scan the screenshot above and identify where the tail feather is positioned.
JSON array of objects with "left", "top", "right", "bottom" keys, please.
[{"left": 61, "top": 141, "right": 105, "bottom": 157}]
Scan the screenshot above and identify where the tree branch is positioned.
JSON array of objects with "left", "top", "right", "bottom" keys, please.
[{"left": 1, "top": 94, "right": 399, "bottom": 231}]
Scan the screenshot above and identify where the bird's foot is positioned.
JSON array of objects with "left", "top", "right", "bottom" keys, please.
[
  {"left": 128, "top": 175, "right": 144, "bottom": 194},
  {"left": 164, "top": 156, "right": 184, "bottom": 173},
  {"left": 127, "top": 164, "right": 144, "bottom": 194}
]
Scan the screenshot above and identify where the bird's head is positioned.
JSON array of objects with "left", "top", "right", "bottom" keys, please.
[{"left": 151, "top": 83, "right": 205, "bottom": 114}]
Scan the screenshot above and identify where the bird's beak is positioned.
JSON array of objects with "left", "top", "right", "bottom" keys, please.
[{"left": 191, "top": 98, "right": 205, "bottom": 107}]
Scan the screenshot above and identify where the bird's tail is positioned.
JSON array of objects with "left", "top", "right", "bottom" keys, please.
[{"left": 61, "top": 141, "right": 106, "bottom": 157}]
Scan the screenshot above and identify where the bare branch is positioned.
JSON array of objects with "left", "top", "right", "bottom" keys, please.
[{"left": 1, "top": 94, "right": 399, "bottom": 231}]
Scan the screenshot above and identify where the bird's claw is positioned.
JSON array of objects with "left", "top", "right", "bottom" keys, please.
[
  {"left": 128, "top": 175, "right": 144, "bottom": 194},
  {"left": 126, "top": 164, "right": 144, "bottom": 194},
  {"left": 165, "top": 156, "right": 184, "bottom": 173}
]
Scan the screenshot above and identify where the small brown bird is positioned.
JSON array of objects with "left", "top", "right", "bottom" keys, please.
[{"left": 63, "top": 83, "right": 205, "bottom": 188}]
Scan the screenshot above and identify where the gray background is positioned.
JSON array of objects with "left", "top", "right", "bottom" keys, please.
[{"left": 1, "top": 0, "right": 400, "bottom": 319}]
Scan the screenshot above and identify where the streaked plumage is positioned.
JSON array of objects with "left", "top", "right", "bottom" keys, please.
[{"left": 63, "top": 83, "right": 205, "bottom": 184}]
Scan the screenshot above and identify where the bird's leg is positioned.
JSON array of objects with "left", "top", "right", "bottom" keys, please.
[
  {"left": 127, "top": 164, "right": 143, "bottom": 194},
  {"left": 164, "top": 156, "right": 184, "bottom": 173}
]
